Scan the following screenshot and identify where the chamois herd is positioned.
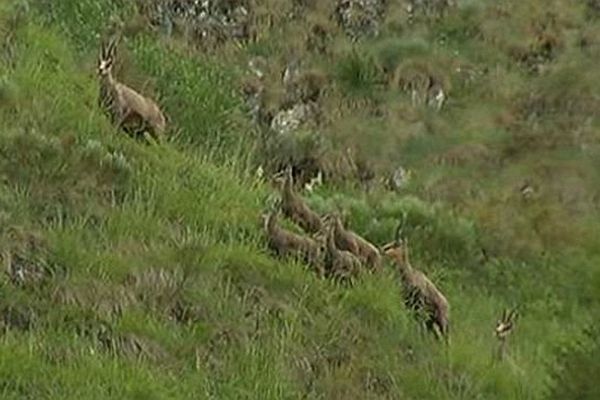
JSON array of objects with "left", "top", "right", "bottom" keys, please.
[
  {"left": 96, "top": 33, "right": 451, "bottom": 342},
  {"left": 263, "top": 166, "right": 451, "bottom": 342},
  {"left": 96, "top": 36, "right": 518, "bottom": 347}
]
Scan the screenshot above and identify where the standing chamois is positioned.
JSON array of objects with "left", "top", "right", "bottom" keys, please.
[
  {"left": 275, "top": 166, "right": 323, "bottom": 235},
  {"left": 494, "top": 307, "right": 519, "bottom": 361},
  {"left": 323, "top": 212, "right": 382, "bottom": 272},
  {"left": 323, "top": 223, "right": 362, "bottom": 285},
  {"left": 98, "top": 35, "right": 166, "bottom": 142},
  {"left": 381, "top": 217, "right": 450, "bottom": 342},
  {"left": 262, "top": 203, "right": 324, "bottom": 277}
]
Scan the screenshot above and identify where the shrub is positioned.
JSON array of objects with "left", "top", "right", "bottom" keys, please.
[{"left": 334, "top": 48, "right": 382, "bottom": 98}]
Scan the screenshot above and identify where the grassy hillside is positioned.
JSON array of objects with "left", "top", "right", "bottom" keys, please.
[{"left": 0, "top": 0, "right": 599, "bottom": 398}]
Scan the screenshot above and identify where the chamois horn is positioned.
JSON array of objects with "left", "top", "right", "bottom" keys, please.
[{"left": 394, "top": 211, "right": 408, "bottom": 244}]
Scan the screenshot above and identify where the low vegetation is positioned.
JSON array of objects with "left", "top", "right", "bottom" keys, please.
[{"left": 0, "top": 0, "right": 598, "bottom": 398}]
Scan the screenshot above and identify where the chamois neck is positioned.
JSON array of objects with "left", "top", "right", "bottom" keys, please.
[
  {"left": 283, "top": 176, "right": 295, "bottom": 197},
  {"left": 326, "top": 230, "right": 337, "bottom": 253},
  {"left": 391, "top": 251, "right": 413, "bottom": 276},
  {"left": 265, "top": 213, "right": 277, "bottom": 233},
  {"left": 100, "top": 71, "right": 117, "bottom": 88},
  {"left": 333, "top": 217, "right": 344, "bottom": 233}
]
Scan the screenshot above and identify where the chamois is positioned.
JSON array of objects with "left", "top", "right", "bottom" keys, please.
[
  {"left": 494, "top": 307, "right": 518, "bottom": 361},
  {"left": 275, "top": 166, "right": 323, "bottom": 235},
  {"left": 98, "top": 36, "right": 166, "bottom": 142},
  {"left": 323, "top": 223, "right": 361, "bottom": 285},
  {"left": 381, "top": 218, "right": 450, "bottom": 342},
  {"left": 262, "top": 205, "right": 324, "bottom": 277},
  {"left": 323, "top": 213, "right": 382, "bottom": 272}
]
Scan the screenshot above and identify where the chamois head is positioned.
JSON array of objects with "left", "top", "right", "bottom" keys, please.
[
  {"left": 321, "top": 210, "right": 344, "bottom": 227},
  {"left": 381, "top": 212, "right": 410, "bottom": 263},
  {"left": 321, "top": 212, "right": 334, "bottom": 227},
  {"left": 271, "top": 165, "right": 293, "bottom": 188},
  {"left": 261, "top": 196, "right": 282, "bottom": 225},
  {"left": 98, "top": 37, "right": 117, "bottom": 77},
  {"left": 495, "top": 307, "right": 518, "bottom": 340}
]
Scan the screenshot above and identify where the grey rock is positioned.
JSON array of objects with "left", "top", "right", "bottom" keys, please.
[
  {"left": 146, "top": 0, "right": 251, "bottom": 45},
  {"left": 407, "top": 0, "right": 456, "bottom": 20},
  {"left": 387, "top": 166, "right": 411, "bottom": 191},
  {"left": 270, "top": 102, "right": 318, "bottom": 136},
  {"left": 335, "top": 0, "right": 387, "bottom": 42}
]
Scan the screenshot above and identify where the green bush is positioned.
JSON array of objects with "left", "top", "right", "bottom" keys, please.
[{"left": 334, "top": 48, "right": 382, "bottom": 97}]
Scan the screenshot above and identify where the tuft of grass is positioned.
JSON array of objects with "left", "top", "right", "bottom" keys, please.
[{"left": 334, "top": 48, "right": 382, "bottom": 98}]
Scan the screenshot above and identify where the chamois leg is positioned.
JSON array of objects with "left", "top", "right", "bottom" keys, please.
[
  {"left": 425, "top": 318, "right": 437, "bottom": 337},
  {"left": 432, "top": 320, "right": 449, "bottom": 345},
  {"left": 146, "top": 122, "right": 164, "bottom": 144},
  {"left": 142, "top": 130, "right": 161, "bottom": 146}
]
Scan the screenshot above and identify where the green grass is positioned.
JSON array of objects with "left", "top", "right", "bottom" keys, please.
[{"left": 0, "top": 0, "right": 598, "bottom": 398}]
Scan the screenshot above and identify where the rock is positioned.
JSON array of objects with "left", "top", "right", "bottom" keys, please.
[
  {"left": 282, "top": 67, "right": 328, "bottom": 107},
  {"left": 241, "top": 56, "right": 268, "bottom": 124},
  {"left": 406, "top": 0, "right": 456, "bottom": 21},
  {"left": 304, "top": 170, "right": 323, "bottom": 192},
  {"left": 334, "top": 0, "right": 387, "bottom": 42},
  {"left": 241, "top": 77, "right": 264, "bottom": 125},
  {"left": 248, "top": 56, "right": 267, "bottom": 79},
  {"left": 397, "top": 67, "right": 448, "bottom": 110},
  {"left": 306, "top": 21, "right": 333, "bottom": 54},
  {"left": 5, "top": 252, "right": 48, "bottom": 288},
  {"left": 386, "top": 166, "right": 411, "bottom": 191},
  {"left": 282, "top": 59, "right": 302, "bottom": 88},
  {"left": 270, "top": 102, "right": 318, "bottom": 136},
  {"left": 144, "top": 0, "right": 252, "bottom": 46},
  {"left": 1, "top": 304, "right": 36, "bottom": 332},
  {"left": 427, "top": 83, "right": 446, "bottom": 110}
]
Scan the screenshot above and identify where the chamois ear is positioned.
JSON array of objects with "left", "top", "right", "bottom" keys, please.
[
  {"left": 259, "top": 211, "right": 269, "bottom": 224},
  {"left": 394, "top": 211, "right": 409, "bottom": 244},
  {"left": 100, "top": 35, "right": 117, "bottom": 62},
  {"left": 507, "top": 308, "right": 518, "bottom": 322},
  {"left": 313, "top": 225, "right": 329, "bottom": 244},
  {"left": 285, "top": 165, "right": 295, "bottom": 185},
  {"left": 271, "top": 168, "right": 288, "bottom": 187},
  {"left": 108, "top": 38, "right": 118, "bottom": 59},
  {"left": 272, "top": 168, "right": 286, "bottom": 180},
  {"left": 380, "top": 241, "right": 395, "bottom": 252},
  {"left": 394, "top": 222, "right": 403, "bottom": 244},
  {"left": 100, "top": 38, "right": 108, "bottom": 60},
  {"left": 332, "top": 208, "right": 345, "bottom": 225}
]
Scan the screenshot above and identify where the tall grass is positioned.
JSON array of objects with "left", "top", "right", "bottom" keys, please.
[{"left": 0, "top": 0, "right": 598, "bottom": 398}]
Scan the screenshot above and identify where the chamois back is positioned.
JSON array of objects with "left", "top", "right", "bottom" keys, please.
[
  {"left": 277, "top": 166, "right": 323, "bottom": 234},
  {"left": 323, "top": 224, "right": 361, "bottom": 285},
  {"left": 326, "top": 213, "right": 381, "bottom": 272},
  {"left": 263, "top": 210, "right": 324, "bottom": 277}
]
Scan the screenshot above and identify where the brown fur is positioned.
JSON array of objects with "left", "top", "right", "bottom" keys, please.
[
  {"left": 263, "top": 210, "right": 324, "bottom": 277},
  {"left": 382, "top": 235, "right": 450, "bottom": 342},
  {"left": 324, "top": 213, "right": 382, "bottom": 272},
  {"left": 98, "top": 37, "right": 166, "bottom": 141},
  {"left": 276, "top": 166, "right": 324, "bottom": 235},
  {"left": 323, "top": 224, "right": 361, "bottom": 285}
]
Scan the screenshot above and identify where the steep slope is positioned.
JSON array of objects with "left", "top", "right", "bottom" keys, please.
[{"left": 0, "top": 1, "right": 598, "bottom": 399}]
